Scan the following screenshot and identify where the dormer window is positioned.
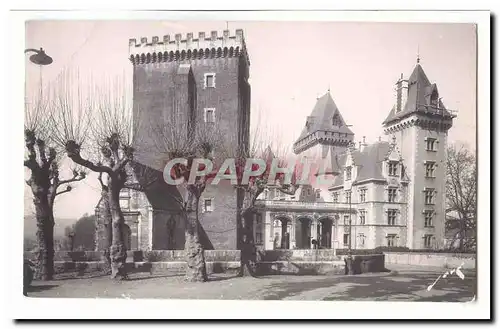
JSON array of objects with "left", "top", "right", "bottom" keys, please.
[
  {"left": 430, "top": 90, "right": 439, "bottom": 107},
  {"left": 388, "top": 161, "right": 398, "bottom": 176},
  {"left": 345, "top": 166, "right": 352, "bottom": 181},
  {"left": 332, "top": 114, "right": 342, "bottom": 127}
]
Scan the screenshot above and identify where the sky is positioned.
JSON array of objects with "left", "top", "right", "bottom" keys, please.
[{"left": 24, "top": 20, "right": 477, "bottom": 221}]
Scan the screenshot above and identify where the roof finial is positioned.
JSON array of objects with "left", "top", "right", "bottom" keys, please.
[
  {"left": 378, "top": 136, "right": 382, "bottom": 142},
  {"left": 417, "top": 44, "right": 420, "bottom": 64},
  {"left": 392, "top": 135, "right": 397, "bottom": 145},
  {"left": 328, "top": 83, "right": 330, "bottom": 94}
]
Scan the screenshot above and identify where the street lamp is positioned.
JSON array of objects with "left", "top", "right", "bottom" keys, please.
[{"left": 25, "top": 48, "right": 53, "bottom": 66}]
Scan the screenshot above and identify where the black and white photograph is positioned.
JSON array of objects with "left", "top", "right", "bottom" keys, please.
[{"left": 6, "top": 6, "right": 491, "bottom": 321}]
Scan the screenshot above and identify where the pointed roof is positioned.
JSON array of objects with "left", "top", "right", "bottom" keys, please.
[
  {"left": 295, "top": 93, "right": 354, "bottom": 143},
  {"left": 383, "top": 63, "right": 455, "bottom": 126}
]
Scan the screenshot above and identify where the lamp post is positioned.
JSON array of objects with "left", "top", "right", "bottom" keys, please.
[{"left": 25, "top": 48, "right": 53, "bottom": 66}]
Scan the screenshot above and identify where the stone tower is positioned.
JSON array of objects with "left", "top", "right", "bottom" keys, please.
[
  {"left": 128, "top": 30, "right": 251, "bottom": 250},
  {"left": 383, "top": 61, "right": 455, "bottom": 249}
]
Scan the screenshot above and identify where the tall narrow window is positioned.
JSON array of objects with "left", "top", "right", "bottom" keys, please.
[
  {"left": 345, "top": 191, "right": 351, "bottom": 204},
  {"left": 387, "top": 209, "right": 397, "bottom": 225},
  {"left": 388, "top": 161, "right": 398, "bottom": 176},
  {"left": 359, "top": 210, "right": 366, "bottom": 225},
  {"left": 359, "top": 189, "right": 367, "bottom": 203},
  {"left": 426, "top": 138, "right": 437, "bottom": 151},
  {"left": 388, "top": 188, "right": 397, "bottom": 203},
  {"left": 343, "top": 215, "right": 350, "bottom": 226},
  {"left": 424, "top": 210, "right": 434, "bottom": 227},
  {"left": 424, "top": 235, "right": 434, "bottom": 248},
  {"left": 424, "top": 188, "right": 435, "bottom": 205},
  {"left": 425, "top": 162, "right": 436, "bottom": 178},
  {"left": 387, "top": 234, "right": 397, "bottom": 247},
  {"left": 343, "top": 233, "right": 350, "bottom": 247}
]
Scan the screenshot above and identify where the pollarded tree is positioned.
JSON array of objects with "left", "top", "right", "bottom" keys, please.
[
  {"left": 446, "top": 144, "right": 477, "bottom": 251},
  {"left": 24, "top": 93, "right": 87, "bottom": 280},
  {"left": 53, "top": 79, "right": 139, "bottom": 280},
  {"left": 150, "top": 99, "right": 224, "bottom": 282}
]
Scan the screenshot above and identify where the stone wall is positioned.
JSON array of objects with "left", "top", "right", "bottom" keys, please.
[{"left": 384, "top": 252, "right": 476, "bottom": 269}]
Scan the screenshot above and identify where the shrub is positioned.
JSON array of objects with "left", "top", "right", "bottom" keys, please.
[{"left": 144, "top": 250, "right": 163, "bottom": 262}]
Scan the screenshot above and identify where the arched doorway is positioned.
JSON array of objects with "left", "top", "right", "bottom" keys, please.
[
  {"left": 295, "top": 217, "right": 312, "bottom": 249},
  {"left": 274, "top": 217, "right": 291, "bottom": 249},
  {"left": 319, "top": 217, "right": 333, "bottom": 249}
]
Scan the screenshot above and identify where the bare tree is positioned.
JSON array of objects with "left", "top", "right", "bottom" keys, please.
[
  {"left": 226, "top": 114, "right": 300, "bottom": 277},
  {"left": 24, "top": 90, "right": 87, "bottom": 280},
  {"left": 53, "top": 76, "right": 138, "bottom": 280},
  {"left": 150, "top": 96, "right": 224, "bottom": 282},
  {"left": 446, "top": 144, "right": 477, "bottom": 251}
]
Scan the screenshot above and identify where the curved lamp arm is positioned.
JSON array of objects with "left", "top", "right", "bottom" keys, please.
[{"left": 25, "top": 47, "right": 53, "bottom": 65}]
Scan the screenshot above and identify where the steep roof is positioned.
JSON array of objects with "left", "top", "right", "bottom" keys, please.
[
  {"left": 331, "top": 141, "right": 392, "bottom": 188},
  {"left": 383, "top": 63, "right": 454, "bottom": 126},
  {"left": 295, "top": 92, "right": 354, "bottom": 143}
]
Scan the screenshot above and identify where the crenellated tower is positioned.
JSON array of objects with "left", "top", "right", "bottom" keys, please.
[
  {"left": 128, "top": 30, "right": 251, "bottom": 250},
  {"left": 383, "top": 60, "right": 455, "bottom": 249}
]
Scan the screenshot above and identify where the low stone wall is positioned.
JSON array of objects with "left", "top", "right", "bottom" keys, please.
[
  {"left": 258, "top": 249, "right": 341, "bottom": 262},
  {"left": 53, "top": 261, "right": 241, "bottom": 276},
  {"left": 384, "top": 252, "right": 476, "bottom": 269},
  {"left": 25, "top": 250, "right": 241, "bottom": 263},
  {"left": 257, "top": 261, "right": 344, "bottom": 275}
]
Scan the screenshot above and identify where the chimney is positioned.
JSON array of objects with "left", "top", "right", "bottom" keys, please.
[
  {"left": 360, "top": 136, "right": 368, "bottom": 152},
  {"left": 395, "top": 73, "right": 409, "bottom": 113}
]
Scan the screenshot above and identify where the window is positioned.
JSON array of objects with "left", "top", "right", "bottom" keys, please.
[
  {"left": 401, "top": 164, "right": 406, "bottom": 179},
  {"left": 359, "top": 210, "right": 366, "bottom": 225},
  {"left": 387, "top": 234, "right": 397, "bottom": 247},
  {"left": 204, "top": 73, "right": 216, "bottom": 88},
  {"left": 345, "top": 166, "right": 352, "bottom": 181},
  {"left": 359, "top": 189, "right": 367, "bottom": 203},
  {"left": 387, "top": 209, "right": 397, "bottom": 225},
  {"left": 424, "top": 235, "right": 434, "bottom": 248},
  {"left": 204, "top": 108, "right": 215, "bottom": 123},
  {"left": 343, "top": 215, "right": 350, "bottom": 226},
  {"left": 388, "top": 188, "right": 397, "bottom": 203},
  {"left": 343, "top": 233, "right": 350, "bottom": 247},
  {"left": 358, "top": 234, "right": 365, "bottom": 247},
  {"left": 424, "top": 188, "right": 435, "bottom": 205},
  {"left": 345, "top": 191, "right": 351, "bottom": 204},
  {"left": 426, "top": 138, "right": 437, "bottom": 151},
  {"left": 388, "top": 161, "right": 398, "bottom": 176},
  {"left": 332, "top": 192, "right": 339, "bottom": 203},
  {"left": 315, "top": 189, "right": 321, "bottom": 199},
  {"left": 425, "top": 162, "right": 436, "bottom": 178},
  {"left": 424, "top": 210, "right": 434, "bottom": 227},
  {"left": 203, "top": 199, "right": 213, "bottom": 212}
]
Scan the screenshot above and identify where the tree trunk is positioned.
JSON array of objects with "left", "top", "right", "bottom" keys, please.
[
  {"left": 108, "top": 188, "right": 128, "bottom": 279},
  {"left": 239, "top": 213, "right": 257, "bottom": 277},
  {"left": 99, "top": 191, "right": 113, "bottom": 273},
  {"left": 184, "top": 195, "right": 207, "bottom": 282},
  {"left": 34, "top": 196, "right": 54, "bottom": 281}
]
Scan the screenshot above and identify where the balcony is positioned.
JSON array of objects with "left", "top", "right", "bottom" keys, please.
[{"left": 255, "top": 199, "right": 355, "bottom": 212}]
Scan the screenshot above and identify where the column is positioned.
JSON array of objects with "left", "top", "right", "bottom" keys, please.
[
  {"left": 147, "top": 206, "right": 153, "bottom": 250},
  {"left": 311, "top": 218, "right": 318, "bottom": 248},
  {"left": 264, "top": 211, "right": 273, "bottom": 250},
  {"left": 290, "top": 216, "right": 296, "bottom": 249}
]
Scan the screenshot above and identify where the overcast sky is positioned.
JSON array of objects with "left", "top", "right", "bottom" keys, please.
[{"left": 25, "top": 20, "right": 477, "bottom": 220}]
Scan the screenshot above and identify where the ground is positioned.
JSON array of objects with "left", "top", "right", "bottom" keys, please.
[{"left": 25, "top": 265, "right": 476, "bottom": 302}]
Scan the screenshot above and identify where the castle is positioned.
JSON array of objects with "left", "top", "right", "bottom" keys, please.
[{"left": 94, "top": 30, "right": 455, "bottom": 252}]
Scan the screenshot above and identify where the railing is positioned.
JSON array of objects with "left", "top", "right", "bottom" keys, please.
[{"left": 255, "top": 200, "right": 355, "bottom": 212}]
